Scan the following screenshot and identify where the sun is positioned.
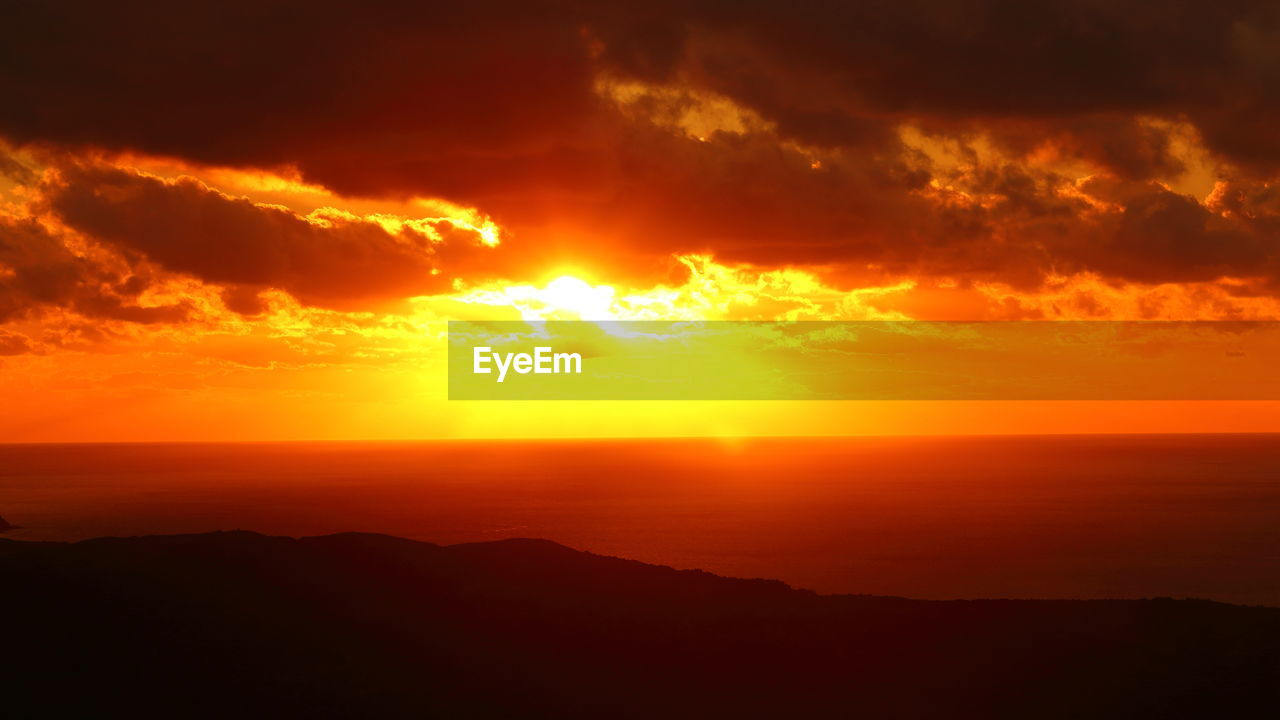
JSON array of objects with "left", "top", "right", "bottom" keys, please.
[
  {"left": 447, "top": 272, "right": 625, "bottom": 321},
  {"left": 541, "top": 275, "right": 617, "bottom": 319}
]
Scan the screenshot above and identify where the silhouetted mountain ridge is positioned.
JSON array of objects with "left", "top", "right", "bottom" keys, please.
[{"left": 1, "top": 531, "right": 1276, "bottom": 718}]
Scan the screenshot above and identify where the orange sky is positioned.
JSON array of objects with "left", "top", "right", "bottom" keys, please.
[{"left": 3, "top": 2, "right": 1280, "bottom": 441}]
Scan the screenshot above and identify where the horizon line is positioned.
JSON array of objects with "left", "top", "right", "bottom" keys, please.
[{"left": 3, "top": 429, "right": 1279, "bottom": 446}]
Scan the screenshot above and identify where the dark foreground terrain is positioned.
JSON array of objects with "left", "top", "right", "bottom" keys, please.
[{"left": 2, "top": 532, "right": 1277, "bottom": 718}]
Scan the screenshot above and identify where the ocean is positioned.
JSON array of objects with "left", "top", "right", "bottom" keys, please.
[{"left": 2, "top": 434, "right": 1277, "bottom": 606}]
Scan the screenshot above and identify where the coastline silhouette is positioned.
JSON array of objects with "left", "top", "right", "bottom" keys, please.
[{"left": 2, "top": 530, "right": 1276, "bottom": 718}]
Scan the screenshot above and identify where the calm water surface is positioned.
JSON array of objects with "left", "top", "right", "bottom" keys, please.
[{"left": 2, "top": 434, "right": 1278, "bottom": 606}]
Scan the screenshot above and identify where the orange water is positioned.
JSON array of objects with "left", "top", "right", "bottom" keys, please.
[{"left": 2, "top": 434, "right": 1278, "bottom": 605}]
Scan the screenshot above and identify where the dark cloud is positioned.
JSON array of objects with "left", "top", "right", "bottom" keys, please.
[
  {"left": 219, "top": 285, "right": 268, "bottom": 316},
  {"left": 7, "top": 1, "right": 1276, "bottom": 188},
  {"left": 0, "top": 0, "right": 604, "bottom": 200},
  {"left": 0, "top": 213, "right": 191, "bottom": 324},
  {"left": 971, "top": 116, "right": 1187, "bottom": 181},
  {"left": 1059, "top": 177, "right": 1272, "bottom": 283},
  {"left": 1, "top": 0, "right": 1279, "bottom": 295},
  {"left": 0, "top": 153, "right": 36, "bottom": 185},
  {"left": 0, "top": 328, "right": 33, "bottom": 355},
  {"left": 44, "top": 162, "right": 490, "bottom": 309},
  {"left": 601, "top": 0, "right": 1280, "bottom": 172}
]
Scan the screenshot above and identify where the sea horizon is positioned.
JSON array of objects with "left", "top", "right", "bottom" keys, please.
[{"left": 5, "top": 433, "right": 1278, "bottom": 607}]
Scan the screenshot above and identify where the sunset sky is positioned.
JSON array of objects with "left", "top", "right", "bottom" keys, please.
[{"left": 3, "top": 1, "right": 1280, "bottom": 440}]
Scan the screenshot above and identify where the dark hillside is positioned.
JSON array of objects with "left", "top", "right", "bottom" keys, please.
[{"left": 2, "top": 531, "right": 1276, "bottom": 718}]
